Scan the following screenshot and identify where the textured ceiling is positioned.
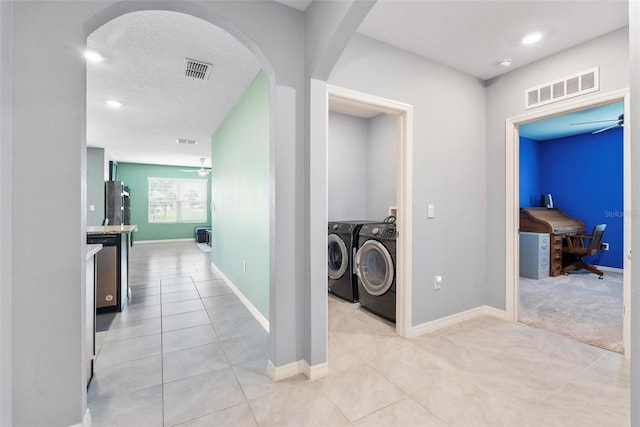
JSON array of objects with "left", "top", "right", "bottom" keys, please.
[
  {"left": 87, "top": 10, "right": 261, "bottom": 168},
  {"left": 87, "top": 2, "right": 629, "bottom": 168}
]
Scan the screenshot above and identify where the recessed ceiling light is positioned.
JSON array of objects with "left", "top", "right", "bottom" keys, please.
[
  {"left": 497, "top": 58, "right": 512, "bottom": 68},
  {"left": 176, "top": 138, "right": 198, "bottom": 145},
  {"left": 84, "top": 50, "right": 105, "bottom": 62},
  {"left": 522, "top": 32, "right": 543, "bottom": 45},
  {"left": 105, "top": 100, "right": 123, "bottom": 108}
]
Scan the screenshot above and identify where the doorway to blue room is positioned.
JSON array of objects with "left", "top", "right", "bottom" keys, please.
[{"left": 516, "top": 100, "right": 627, "bottom": 354}]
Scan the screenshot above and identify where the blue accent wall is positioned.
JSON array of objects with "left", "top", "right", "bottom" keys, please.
[
  {"left": 519, "top": 128, "right": 623, "bottom": 268},
  {"left": 519, "top": 137, "right": 541, "bottom": 207}
]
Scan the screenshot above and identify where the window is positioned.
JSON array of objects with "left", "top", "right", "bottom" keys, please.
[{"left": 148, "top": 177, "right": 207, "bottom": 223}]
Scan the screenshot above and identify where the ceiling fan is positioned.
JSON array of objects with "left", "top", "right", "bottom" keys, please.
[
  {"left": 180, "top": 157, "right": 211, "bottom": 176},
  {"left": 570, "top": 114, "right": 624, "bottom": 134}
]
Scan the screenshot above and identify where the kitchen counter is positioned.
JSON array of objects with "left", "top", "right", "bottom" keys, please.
[
  {"left": 86, "top": 243, "right": 103, "bottom": 258},
  {"left": 87, "top": 225, "right": 136, "bottom": 313},
  {"left": 87, "top": 225, "right": 138, "bottom": 235},
  {"left": 85, "top": 243, "right": 102, "bottom": 386}
]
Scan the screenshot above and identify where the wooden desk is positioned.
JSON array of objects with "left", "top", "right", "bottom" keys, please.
[{"left": 520, "top": 208, "right": 584, "bottom": 276}]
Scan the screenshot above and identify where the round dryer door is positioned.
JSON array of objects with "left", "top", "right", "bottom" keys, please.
[
  {"left": 328, "top": 234, "right": 349, "bottom": 280},
  {"left": 355, "top": 240, "right": 394, "bottom": 296}
]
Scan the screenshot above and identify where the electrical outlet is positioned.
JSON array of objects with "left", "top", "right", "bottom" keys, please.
[
  {"left": 434, "top": 275, "right": 442, "bottom": 290},
  {"left": 601, "top": 242, "right": 609, "bottom": 251}
]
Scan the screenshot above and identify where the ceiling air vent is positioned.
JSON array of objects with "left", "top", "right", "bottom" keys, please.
[
  {"left": 525, "top": 67, "right": 599, "bottom": 110},
  {"left": 184, "top": 58, "right": 212, "bottom": 80},
  {"left": 176, "top": 138, "right": 198, "bottom": 145}
]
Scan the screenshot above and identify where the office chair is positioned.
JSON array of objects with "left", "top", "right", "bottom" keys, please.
[{"left": 562, "top": 224, "right": 607, "bottom": 279}]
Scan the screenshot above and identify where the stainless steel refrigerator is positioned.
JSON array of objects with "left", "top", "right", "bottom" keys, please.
[{"left": 105, "top": 181, "right": 130, "bottom": 225}]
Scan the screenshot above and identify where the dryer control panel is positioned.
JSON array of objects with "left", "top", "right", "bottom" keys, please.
[{"left": 381, "top": 227, "right": 397, "bottom": 239}]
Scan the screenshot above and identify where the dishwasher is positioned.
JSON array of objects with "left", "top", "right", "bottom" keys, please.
[{"left": 87, "top": 234, "right": 121, "bottom": 311}]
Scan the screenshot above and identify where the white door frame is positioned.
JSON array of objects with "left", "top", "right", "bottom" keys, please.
[
  {"left": 326, "top": 84, "right": 413, "bottom": 338},
  {"left": 505, "top": 89, "right": 631, "bottom": 359}
]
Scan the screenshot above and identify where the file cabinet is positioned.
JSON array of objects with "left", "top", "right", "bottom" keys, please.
[{"left": 519, "top": 232, "right": 550, "bottom": 279}]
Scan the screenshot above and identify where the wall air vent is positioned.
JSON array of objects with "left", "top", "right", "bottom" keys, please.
[
  {"left": 184, "top": 58, "right": 213, "bottom": 80},
  {"left": 525, "top": 67, "right": 599, "bottom": 110},
  {"left": 176, "top": 138, "right": 198, "bottom": 145}
]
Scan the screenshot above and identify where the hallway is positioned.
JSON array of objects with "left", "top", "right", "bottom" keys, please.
[
  {"left": 89, "top": 242, "right": 274, "bottom": 425},
  {"left": 88, "top": 242, "right": 630, "bottom": 426}
]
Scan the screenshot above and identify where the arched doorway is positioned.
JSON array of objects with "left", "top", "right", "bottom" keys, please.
[{"left": 82, "top": 3, "right": 284, "bottom": 424}]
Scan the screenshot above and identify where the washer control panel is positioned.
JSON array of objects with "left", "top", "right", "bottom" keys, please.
[{"left": 381, "top": 227, "right": 397, "bottom": 239}]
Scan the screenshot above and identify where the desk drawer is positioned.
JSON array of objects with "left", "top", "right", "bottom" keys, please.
[{"left": 550, "top": 235, "right": 563, "bottom": 276}]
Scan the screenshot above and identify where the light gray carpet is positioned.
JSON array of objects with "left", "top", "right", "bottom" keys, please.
[{"left": 518, "top": 270, "right": 623, "bottom": 353}]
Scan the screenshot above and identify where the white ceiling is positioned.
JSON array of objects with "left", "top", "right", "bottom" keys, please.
[
  {"left": 358, "top": 1, "right": 628, "bottom": 81},
  {"left": 274, "top": 0, "right": 313, "bottom": 11},
  {"left": 87, "top": 1, "right": 629, "bottom": 168}
]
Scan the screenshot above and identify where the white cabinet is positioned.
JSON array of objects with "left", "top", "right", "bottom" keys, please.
[{"left": 85, "top": 244, "right": 102, "bottom": 386}]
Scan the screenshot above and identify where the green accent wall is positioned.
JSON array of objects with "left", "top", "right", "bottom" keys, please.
[
  {"left": 211, "top": 71, "right": 269, "bottom": 319},
  {"left": 117, "top": 162, "right": 211, "bottom": 241}
]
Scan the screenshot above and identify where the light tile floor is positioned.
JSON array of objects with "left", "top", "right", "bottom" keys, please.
[{"left": 89, "top": 242, "right": 630, "bottom": 426}]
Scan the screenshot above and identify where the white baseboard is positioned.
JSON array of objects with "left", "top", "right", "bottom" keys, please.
[
  {"left": 482, "top": 305, "right": 508, "bottom": 320},
  {"left": 304, "top": 361, "right": 329, "bottom": 379},
  {"left": 595, "top": 265, "right": 624, "bottom": 273},
  {"left": 209, "top": 262, "right": 270, "bottom": 333},
  {"left": 407, "top": 305, "right": 507, "bottom": 338},
  {"left": 267, "top": 359, "right": 304, "bottom": 381},
  {"left": 134, "top": 238, "right": 195, "bottom": 244},
  {"left": 267, "top": 359, "right": 329, "bottom": 381},
  {"left": 69, "top": 408, "right": 91, "bottom": 427}
]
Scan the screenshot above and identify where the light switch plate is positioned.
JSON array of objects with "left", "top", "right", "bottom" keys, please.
[{"left": 427, "top": 204, "right": 435, "bottom": 218}]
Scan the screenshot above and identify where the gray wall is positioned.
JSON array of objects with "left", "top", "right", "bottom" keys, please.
[
  {"left": 304, "top": 0, "right": 376, "bottom": 367},
  {"left": 305, "top": 1, "right": 375, "bottom": 80},
  {"left": 328, "top": 112, "right": 369, "bottom": 221},
  {"left": 329, "top": 34, "right": 487, "bottom": 325},
  {"left": 629, "top": 3, "right": 639, "bottom": 423},
  {"left": 11, "top": 2, "right": 91, "bottom": 424},
  {"left": 485, "top": 27, "right": 630, "bottom": 310},
  {"left": 327, "top": 111, "right": 397, "bottom": 222},
  {"left": 367, "top": 113, "right": 397, "bottom": 220},
  {"left": 86, "top": 147, "right": 105, "bottom": 226},
  {"left": 0, "top": 1, "right": 12, "bottom": 424},
  {"left": 4, "top": 1, "right": 308, "bottom": 424}
]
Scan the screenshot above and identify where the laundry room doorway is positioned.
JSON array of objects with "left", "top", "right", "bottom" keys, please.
[
  {"left": 505, "top": 89, "right": 631, "bottom": 358},
  {"left": 323, "top": 84, "right": 413, "bottom": 341}
]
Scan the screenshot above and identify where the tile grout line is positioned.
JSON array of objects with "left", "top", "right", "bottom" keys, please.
[
  {"left": 160, "top": 276, "right": 166, "bottom": 427},
  {"left": 192, "top": 264, "right": 263, "bottom": 427}
]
